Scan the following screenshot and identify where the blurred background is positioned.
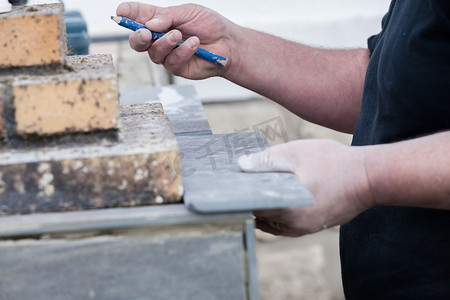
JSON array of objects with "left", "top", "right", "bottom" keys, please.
[
  {"left": 59, "top": 0, "right": 391, "bottom": 298},
  {"left": 66, "top": 0, "right": 391, "bottom": 103}
]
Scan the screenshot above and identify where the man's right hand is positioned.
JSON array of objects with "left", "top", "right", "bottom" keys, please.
[
  {"left": 116, "top": 2, "right": 370, "bottom": 134},
  {"left": 116, "top": 2, "right": 236, "bottom": 80}
]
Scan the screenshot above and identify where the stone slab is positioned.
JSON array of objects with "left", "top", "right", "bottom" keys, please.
[
  {"left": 0, "top": 103, "right": 182, "bottom": 215},
  {"left": 0, "top": 3, "right": 66, "bottom": 69},
  {"left": 0, "top": 233, "right": 247, "bottom": 300},
  {"left": 120, "top": 85, "right": 212, "bottom": 136},
  {"left": 0, "top": 204, "right": 250, "bottom": 238},
  {"left": 245, "top": 219, "right": 260, "bottom": 300},
  {"left": 178, "top": 132, "right": 314, "bottom": 213},
  {"left": 1, "top": 54, "right": 119, "bottom": 138}
]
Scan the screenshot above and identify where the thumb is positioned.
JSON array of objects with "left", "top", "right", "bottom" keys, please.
[{"left": 238, "top": 145, "right": 293, "bottom": 173}]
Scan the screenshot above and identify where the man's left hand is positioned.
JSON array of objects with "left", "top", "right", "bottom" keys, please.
[{"left": 238, "top": 139, "right": 374, "bottom": 237}]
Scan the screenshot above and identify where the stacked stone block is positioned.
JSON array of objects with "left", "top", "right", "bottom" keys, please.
[
  {"left": 2, "top": 54, "right": 119, "bottom": 138},
  {"left": 0, "top": 4, "right": 66, "bottom": 68},
  {"left": 0, "top": 3, "right": 183, "bottom": 215}
]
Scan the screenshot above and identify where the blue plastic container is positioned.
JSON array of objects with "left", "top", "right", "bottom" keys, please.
[{"left": 65, "top": 10, "right": 90, "bottom": 55}]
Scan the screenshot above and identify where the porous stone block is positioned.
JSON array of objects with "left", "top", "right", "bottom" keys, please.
[
  {"left": 2, "top": 54, "right": 119, "bottom": 137},
  {"left": 0, "top": 3, "right": 67, "bottom": 69},
  {"left": 0, "top": 103, "right": 183, "bottom": 215}
]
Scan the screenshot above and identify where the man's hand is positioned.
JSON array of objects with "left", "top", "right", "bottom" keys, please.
[
  {"left": 238, "top": 131, "right": 450, "bottom": 237},
  {"left": 116, "top": 2, "right": 235, "bottom": 79},
  {"left": 238, "top": 139, "right": 374, "bottom": 237},
  {"left": 116, "top": 2, "right": 370, "bottom": 133}
]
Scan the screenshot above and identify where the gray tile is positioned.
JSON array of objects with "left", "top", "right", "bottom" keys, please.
[{"left": 178, "top": 132, "right": 313, "bottom": 213}]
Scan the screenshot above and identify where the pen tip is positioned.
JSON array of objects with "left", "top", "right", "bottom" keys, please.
[{"left": 111, "top": 16, "right": 121, "bottom": 23}]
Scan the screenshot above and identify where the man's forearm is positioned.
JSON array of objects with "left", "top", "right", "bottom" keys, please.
[
  {"left": 224, "top": 26, "right": 370, "bottom": 133},
  {"left": 364, "top": 131, "right": 450, "bottom": 209}
]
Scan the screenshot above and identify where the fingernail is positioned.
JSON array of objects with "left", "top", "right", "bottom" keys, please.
[
  {"left": 186, "top": 37, "right": 198, "bottom": 50},
  {"left": 136, "top": 31, "right": 143, "bottom": 44},
  {"left": 167, "top": 31, "right": 177, "bottom": 44},
  {"left": 146, "top": 17, "right": 160, "bottom": 26},
  {"left": 238, "top": 155, "right": 254, "bottom": 171}
]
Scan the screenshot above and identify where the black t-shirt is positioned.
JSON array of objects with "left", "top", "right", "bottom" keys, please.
[{"left": 340, "top": 0, "right": 450, "bottom": 299}]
